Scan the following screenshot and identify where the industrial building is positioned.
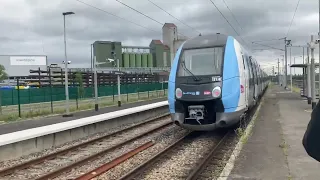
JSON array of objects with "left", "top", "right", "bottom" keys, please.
[
  {"left": 92, "top": 23, "right": 187, "bottom": 68},
  {"left": 0, "top": 22, "right": 186, "bottom": 83}
]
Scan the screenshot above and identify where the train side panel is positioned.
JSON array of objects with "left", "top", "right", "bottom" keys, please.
[
  {"left": 233, "top": 39, "right": 248, "bottom": 112},
  {"left": 221, "top": 36, "right": 240, "bottom": 113},
  {"left": 252, "top": 59, "right": 259, "bottom": 101},
  {"left": 168, "top": 43, "right": 185, "bottom": 114}
]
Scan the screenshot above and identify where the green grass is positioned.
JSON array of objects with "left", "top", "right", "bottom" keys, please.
[
  {"left": 279, "top": 131, "right": 292, "bottom": 180},
  {"left": 0, "top": 90, "right": 167, "bottom": 123},
  {"left": 290, "top": 85, "right": 300, "bottom": 93}
]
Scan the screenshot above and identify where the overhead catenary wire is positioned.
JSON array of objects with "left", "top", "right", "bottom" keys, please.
[
  {"left": 286, "top": 0, "right": 301, "bottom": 37},
  {"left": 75, "top": 0, "right": 160, "bottom": 33},
  {"left": 252, "top": 42, "right": 285, "bottom": 51},
  {"left": 251, "top": 37, "right": 286, "bottom": 43},
  {"left": 221, "top": 0, "right": 244, "bottom": 32},
  {"left": 147, "top": 0, "right": 201, "bottom": 35},
  {"left": 115, "top": 0, "right": 188, "bottom": 38},
  {"left": 207, "top": 0, "right": 248, "bottom": 47}
]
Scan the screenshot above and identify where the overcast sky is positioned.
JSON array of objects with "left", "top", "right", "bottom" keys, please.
[{"left": 1, "top": 0, "right": 319, "bottom": 74}]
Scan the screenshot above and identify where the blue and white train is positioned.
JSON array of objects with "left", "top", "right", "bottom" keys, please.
[{"left": 168, "top": 33, "right": 268, "bottom": 131}]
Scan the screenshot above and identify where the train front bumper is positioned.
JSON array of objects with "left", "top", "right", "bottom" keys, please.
[{"left": 171, "top": 110, "right": 244, "bottom": 131}]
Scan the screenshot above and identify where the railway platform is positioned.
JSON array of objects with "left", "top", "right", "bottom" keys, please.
[
  {"left": 226, "top": 85, "right": 320, "bottom": 180},
  {"left": 0, "top": 97, "right": 166, "bottom": 135}
]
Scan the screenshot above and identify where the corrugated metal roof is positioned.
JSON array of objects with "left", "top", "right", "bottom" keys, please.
[
  {"left": 163, "top": 23, "right": 177, "bottom": 28},
  {"left": 151, "top": 40, "right": 163, "bottom": 45}
]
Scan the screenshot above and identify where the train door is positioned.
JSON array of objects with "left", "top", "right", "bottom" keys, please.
[
  {"left": 241, "top": 53, "right": 249, "bottom": 109},
  {"left": 247, "top": 56, "right": 255, "bottom": 106},
  {"left": 249, "top": 57, "right": 257, "bottom": 104},
  {"left": 246, "top": 55, "right": 254, "bottom": 107},
  {"left": 252, "top": 60, "right": 258, "bottom": 100}
]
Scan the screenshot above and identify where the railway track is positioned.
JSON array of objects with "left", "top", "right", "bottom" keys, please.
[
  {"left": 0, "top": 114, "right": 173, "bottom": 180},
  {"left": 115, "top": 99, "right": 262, "bottom": 180},
  {"left": 0, "top": 95, "right": 264, "bottom": 180},
  {"left": 186, "top": 131, "right": 237, "bottom": 180},
  {"left": 117, "top": 130, "right": 230, "bottom": 180}
]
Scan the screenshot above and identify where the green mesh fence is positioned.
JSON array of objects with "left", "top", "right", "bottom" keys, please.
[{"left": 0, "top": 82, "right": 168, "bottom": 106}]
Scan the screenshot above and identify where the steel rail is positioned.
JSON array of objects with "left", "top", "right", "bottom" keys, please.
[
  {"left": 118, "top": 131, "right": 198, "bottom": 180},
  {"left": 185, "top": 131, "right": 231, "bottom": 180},
  {"left": 0, "top": 113, "right": 169, "bottom": 177},
  {"left": 74, "top": 141, "right": 155, "bottom": 180},
  {"left": 34, "top": 121, "right": 172, "bottom": 180}
]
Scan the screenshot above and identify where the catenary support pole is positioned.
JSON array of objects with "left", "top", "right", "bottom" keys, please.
[
  {"left": 117, "top": 58, "right": 121, "bottom": 107},
  {"left": 94, "top": 56, "right": 99, "bottom": 111},
  {"left": 303, "top": 47, "right": 305, "bottom": 96},
  {"left": 290, "top": 47, "right": 292, "bottom": 92},
  {"left": 319, "top": 0, "right": 320, "bottom": 102},
  {"left": 284, "top": 37, "right": 288, "bottom": 89},
  {"left": 307, "top": 46, "right": 312, "bottom": 104},
  {"left": 310, "top": 35, "right": 316, "bottom": 109},
  {"left": 278, "top": 58, "right": 280, "bottom": 85}
]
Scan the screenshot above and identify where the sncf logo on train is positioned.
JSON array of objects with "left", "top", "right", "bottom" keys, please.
[{"left": 240, "top": 85, "right": 244, "bottom": 93}]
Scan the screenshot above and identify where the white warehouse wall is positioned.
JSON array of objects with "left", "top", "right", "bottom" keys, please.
[{"left": 0, "top": 55, "right": 48, "bottom": 77}]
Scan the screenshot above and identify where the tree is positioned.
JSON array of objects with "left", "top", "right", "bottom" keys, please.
[
  {"left": 75, "top": 71, "right": 85, "bottom": 98},
  {"left": 0, "top": 64, "right": 8, "bottom": 81}
]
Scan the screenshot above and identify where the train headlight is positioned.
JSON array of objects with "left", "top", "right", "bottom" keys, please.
[
  {"left": 176, "top": 88, "right": 182, "bottom": 99},
  {"left": 212, "top": 86, "right": 221, "bottom": 98}
]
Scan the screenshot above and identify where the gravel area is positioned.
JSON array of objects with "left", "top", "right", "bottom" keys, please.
[
  {"left": 196, "top": 107, "right": 258, "bottom": 180},
  {"left": 54, "top": 123, "right": 186, "bottom": 180},
  {"left": 197, "top": 132, "right": 238, "bottom": 180},
  {"left": 0, "top": 114, "right": 170, "bottom": 180},
  {"left": 93, "top": 125, "right": 189, "bottom": 180},
  {"left": 132, "top": 132, "right": 223, "bottom": 180}
]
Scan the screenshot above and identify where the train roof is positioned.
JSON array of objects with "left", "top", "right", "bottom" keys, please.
[{"left": 182, "top": 33, "right": 228, "bottom": 49}]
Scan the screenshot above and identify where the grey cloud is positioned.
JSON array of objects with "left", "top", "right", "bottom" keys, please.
[{"left": 0, "top": 0, "right": 319, "bottom": 75}]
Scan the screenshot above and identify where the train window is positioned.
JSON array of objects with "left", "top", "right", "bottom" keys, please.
[
  {"left": 177, "top": 47, "right": 224, "bottom": 76},
  {"left": 247, "top": 56, "right": 253, "bottom": 78},
  {"left": 242, "top": 55, "right": 246, "bottom": 69},
  {"left": 251, "top": 59, "right": 258, "bottom": 84}
]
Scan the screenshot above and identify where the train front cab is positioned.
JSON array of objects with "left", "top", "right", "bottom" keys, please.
[{"left": 168, "top": 35, "right": 249, "bottom": 131}]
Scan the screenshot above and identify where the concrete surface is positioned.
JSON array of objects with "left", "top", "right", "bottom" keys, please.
[
  {"left": 228, "top": 85, "right": 320, "bottom": 180},
  {"left": 0, "top": 97, "right": 166, "bottom": 135},
  {"left": 0, "top": 105, "right": 169, "bottom": 161}
]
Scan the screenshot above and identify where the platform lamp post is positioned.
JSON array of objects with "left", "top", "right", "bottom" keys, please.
[{"left": 62, "top": 11, "right": 75, "bottom": 117}]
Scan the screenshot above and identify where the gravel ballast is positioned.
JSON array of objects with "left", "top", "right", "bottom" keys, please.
[{"left": 0, "top": 115, "right": 171, "bottom": 180}]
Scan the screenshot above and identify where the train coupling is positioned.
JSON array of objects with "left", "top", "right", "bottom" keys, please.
[{"left": 185, "top": 105, "right": 205, "bottom": 125}]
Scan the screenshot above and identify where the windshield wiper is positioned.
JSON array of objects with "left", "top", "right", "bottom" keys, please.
[{"left": 181, "top": 60, "right": 202, "bottom": 81}]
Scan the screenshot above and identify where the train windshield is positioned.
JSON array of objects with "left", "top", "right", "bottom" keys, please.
[{"left": 177, "top": 47, "right": 224, "bottom": 77}]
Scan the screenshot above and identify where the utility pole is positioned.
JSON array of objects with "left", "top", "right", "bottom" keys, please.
[
  {"left": 309, "top": 35, "right": 316, "bottom": 109},
  {"left": 111, "top": 52, "right": 122, "bottom": 107},
  {"left": 290, "top": 48, "right": 292, "bottom": 92},
  {"left": 278, "top": 58, "right": 280, "bottom": 85},
  {"left": 284, "top": 37, "right": 287, "bottom": 89},
  {"left": 94, "top": 56, "right": 98, "bottom": 111},
  {"left": 319, "top": 0, "right": 320, "bottom": 100},
  {"left": 284, "top": 38, "right": 291, "bottom": 89},
  {"left": 307, "top": 46, "right": 312, "bottom": 104},
  {"left": 302, "top": 47, "right": 305, "bottom": 64},
  {"left": 62, "top": 11, "right": 75, "bottom": 117},
  {"left": 293, "top": 57, "right": 296, "bottom": 75},
  {"left": 281, "top": 55, "right": 284, "bottom": 86},
  {"left": 272, "top": 66, "right": 275, "bottom": 76}
]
